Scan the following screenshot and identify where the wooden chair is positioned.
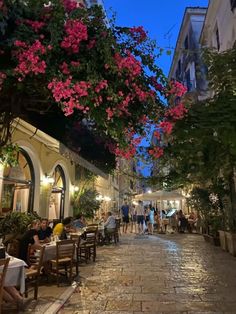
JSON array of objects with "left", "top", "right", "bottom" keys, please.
[
  {"left": 0, "top": 258, "right": 10, "bottom": 314},
  {"left": 25, "top": 245, "right": 45, "bottom": 300},
  {"left": 79, "top": 226, "right": 98, "bottom": 263},
  {"left": 6, "top": 239, "right": 20, "bottom": 258},
  {"left": 50, "top": 240, "right": 75, "bottom": 286},
  {"left": 70, "top": 234, "right": 81, "bottom": 277}
]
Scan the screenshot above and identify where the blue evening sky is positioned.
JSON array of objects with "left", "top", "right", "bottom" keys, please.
[
  {"left": 104, "top": 0, "right": 208, "bottom": 75},
  {"left": 103, "top": 0, "right": 209, "bottom": 176}
]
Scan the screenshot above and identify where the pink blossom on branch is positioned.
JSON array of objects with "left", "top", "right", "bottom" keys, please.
[
  {"left": 23, "top": 20, "right": 45, "bottom": 32},
  {"left": 159, "top": 121, "right": 173, "bottom": 135},
  {"left": 129, "top": 26, "right": 147, "bottom": 43},
  {"left": 61, "top": 19, "right": 88, "bottom": 54},
  {"left": 165, "top": 103, "right": 188, "bottom": 120},
  {"left": 63, "top": 0, "right": 78, "bottom": 12},
  {"left": 114, "top": 52, "right": 141, "bottom": 78},
  {"left": 14, "top": 40, "right": 47, "bottom": 79},
  {"left": 167, "top": 80, "right": 187, "bottom": 98},
  {"left": 149, "top": 146, "right": 164, "bottom": 159}
]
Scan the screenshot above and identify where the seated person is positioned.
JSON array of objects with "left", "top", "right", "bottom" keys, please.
[
  {"left": 53, "top": 217, "right": 74, "bottom": 237},
  {"left": 3, "top": 286, "right": 24, "bottom": 309},
  {"left": 38, "top": 218, "right": 52, "bottom": 242},
  {"left": 104, "top": 212, "right": 116, "bottom": 234},
  {"left": 59, "top": 222, "right": 73, "bottom": 240},
  {"left": 72, "top": 214, "right": 86, "bottom": 229},
  {"left": 177, "top": 210, "right": 188, "bottom": 233},
  {"left": 19, "top": 219, "right": 41, "bottom": 263}
]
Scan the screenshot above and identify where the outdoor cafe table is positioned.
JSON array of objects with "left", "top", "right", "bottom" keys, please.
[
  {"left": 4, "top": 255, "right": 27, "bottom": 293},
  {"left": 43, "top": 231, "right": 84, "bottom": 261}
]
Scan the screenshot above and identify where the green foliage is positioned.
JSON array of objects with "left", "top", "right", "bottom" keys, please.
[
  {"left": 72, "top": 188, "right": 101, "bottom": 219},
  {"left": 0, "top": 211, "right": 40, "bottom": 237},
  {"left": 0, "top": 143, "right": 19, "bottom": 167},
  {"left": 156, "top": 47, "right": 236, "bottom": 190},
  {"left": 187, "top": 186, "right": 225, "bottom": 235}
]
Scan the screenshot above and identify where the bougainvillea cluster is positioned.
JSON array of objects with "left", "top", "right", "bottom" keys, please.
[
  {"left": 0, "top": 0, "right": 188, "bottom": 165},
  {"left": 14, "top": 40, "right": 48, "bottom": 79},
  {"left": 61, "top": 19, "right": 88, "bottom": 54}
]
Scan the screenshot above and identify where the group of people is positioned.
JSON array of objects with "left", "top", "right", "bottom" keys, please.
[
  {"left": 121, "top": 201, "right": 156, "bottom": 235},
  {"left": 162, "top": 209, "right": 199, "bottom": 233},
  {"left": 120, "top": 201, "right": 199, "bottom": 235},
  {"left": 3, "top": 215, "right": 88, "bottom": 307}
]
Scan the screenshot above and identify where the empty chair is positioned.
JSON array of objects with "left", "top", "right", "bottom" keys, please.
[
  {"left": 79, "top": 226, "right": 98, "bottom": 263},
  {"left": 50, "top": 239, "right": 75, "bottom": 286},
  {"left": 70, "top": 234, "right": 81, "bottom": 277}
]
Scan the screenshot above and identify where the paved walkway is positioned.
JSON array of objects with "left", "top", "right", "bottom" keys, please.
[{"left": 59, "top": 233, "right": 236, "bottom": 314}]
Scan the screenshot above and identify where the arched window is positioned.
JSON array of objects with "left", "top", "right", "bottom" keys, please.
[
  {"left": 1, "top": 149, "right": 35, "bottom": 213},
  {"left": 48, "top": 165, "right": 66, "bottom": 220}
]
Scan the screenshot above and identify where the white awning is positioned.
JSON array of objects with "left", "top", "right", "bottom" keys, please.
[{"left": 134, "top": 190, "right": 185, "bottom": 201}]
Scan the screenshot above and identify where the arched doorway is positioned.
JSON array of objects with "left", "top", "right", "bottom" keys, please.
[
  {"left": 1, "top": 149, "right": 35, "bottom": 213},
  {"left": 48, "top": 165, "right": 66, "bottom": 221}
]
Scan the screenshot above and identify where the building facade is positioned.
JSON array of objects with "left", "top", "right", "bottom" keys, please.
[
  {"left": 200, "top": 0, "right": 236, "bottom": 51},
  {"left": 0, "top": 119, "right": 117, "bottom": 220},
  {"left": 169, "top": 7, "right": 207, "bottom": 102}
]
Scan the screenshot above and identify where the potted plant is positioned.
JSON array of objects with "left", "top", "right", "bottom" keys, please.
[{"left": 0, "top": 211, "right": 39, "bottom": 244}]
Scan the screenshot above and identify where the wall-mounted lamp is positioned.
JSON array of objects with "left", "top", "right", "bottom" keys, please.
[
  {"left": 104, "top": 196, "right": 111, "bottom": 202},
  {"left": 41, "top": 174, "right": 54, "bottom": 185},
  {"left": 74, "top": 186, "right": 79, "bottom": 192},
  {"left": 96, "top": 194, "right": 103, "bottom": 201}
]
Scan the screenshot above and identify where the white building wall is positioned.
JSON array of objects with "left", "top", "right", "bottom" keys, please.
[{"left": 201, "top": 0, "right": 236, "bottom": 51}]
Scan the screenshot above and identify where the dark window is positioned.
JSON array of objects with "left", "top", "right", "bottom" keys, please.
[
  {"left": 184, "top": 35, "right": 189, "bottom": 49},
  {"left": 185, "top": 70, "right": 192, "bottom": 91},
  {"left": 130, "top": 180, "right": 134, "bottom": 190},
  {"left": 216, "top": 28, "right": 220, "bottom": 50},
  {"left": 231, "top": 0, "right": 236, "bottom": 11},
  {"left": 178, "top": 60, "right": 181, "bottom": 73},
  {"left": 175, "top": 69, "right": 178, "bottom": 79}
]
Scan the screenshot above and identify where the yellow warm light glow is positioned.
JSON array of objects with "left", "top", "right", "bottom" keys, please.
[
  {"left": 41, "top": 175, "right": 54, "bottom": 185},
  {"left": 104, "top": 196, "right": 111, "bottom": 202}
]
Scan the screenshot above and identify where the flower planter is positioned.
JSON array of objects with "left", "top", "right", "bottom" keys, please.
[
  {"left": 218, "top": 230, "right": 228, "bottom": 251},
  {"left": 225, "top": 232, "right": 236, "bottom": 257},
  {"left": 203, "top": 234, "right": 220, "bottom": 246}
]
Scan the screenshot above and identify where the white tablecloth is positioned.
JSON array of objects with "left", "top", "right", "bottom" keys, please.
[
  {"left": 43, "top": 240, "right": 78, "bottom": 261},
  {"left": 43, "top": 243, "right": 57, "bottom": 261},
  {"left": 4, "top": 256, "right": 27, "bottom": 293}
]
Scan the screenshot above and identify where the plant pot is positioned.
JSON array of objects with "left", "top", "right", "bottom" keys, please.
[
  {"left": 225, "top": 231, "right": 236, "bottom": 257},
  {"left": 218, "top": 230, "right": 228, "bottom": 251}
]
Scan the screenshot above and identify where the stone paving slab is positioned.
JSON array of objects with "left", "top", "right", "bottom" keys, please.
[{"left": 50, "top": 233, "right": 236, "bottom": 313}]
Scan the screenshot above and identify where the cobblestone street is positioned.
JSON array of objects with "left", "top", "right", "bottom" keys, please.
[{"left": 59, "top": 233, "right": 236, "bottom": 314}]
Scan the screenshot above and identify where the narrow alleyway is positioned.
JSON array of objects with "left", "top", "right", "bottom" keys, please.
[{"left": 59, "top": 233, "right": 236, "bottom": 314}]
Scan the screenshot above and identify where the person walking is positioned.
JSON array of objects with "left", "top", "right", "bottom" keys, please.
[
  {"left": 136, "top": 200, "right": 145, "bottom": 235},
  {"left": 148, "top": 205, "right": 155, "bottom": 235},
  {"left": 121, "top": 201, "right": 130, "bottom": 233},
  {"left": 130, "top": 204, "right": 137, "bottom": 233}
]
